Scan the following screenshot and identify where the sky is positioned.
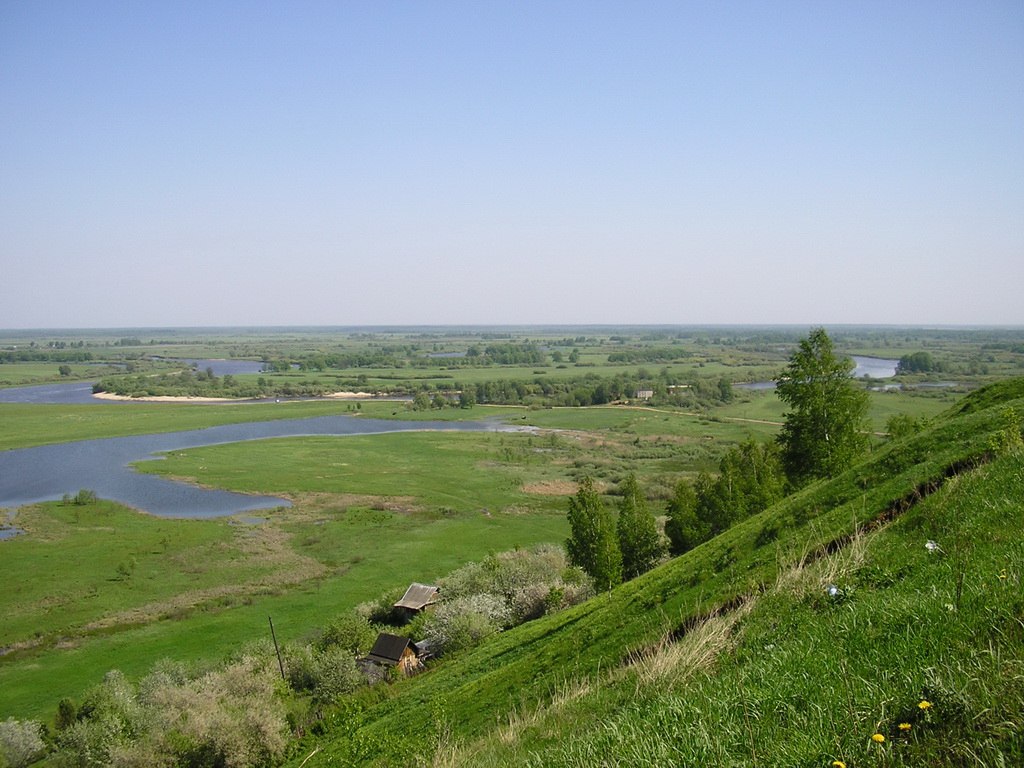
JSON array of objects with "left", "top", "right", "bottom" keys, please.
[{"left": 1, "top": 1, "right": 1022, "bottom": 329}]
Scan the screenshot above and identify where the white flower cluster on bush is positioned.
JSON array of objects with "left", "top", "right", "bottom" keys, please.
[
  {"left": 416, "top": 544, "right": 594, "bottom": 654},
  {"left": 0, "top": 718, "right": 46, "bottom": 768}
]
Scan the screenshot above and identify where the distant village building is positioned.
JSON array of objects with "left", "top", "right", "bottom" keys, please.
[{"left": 634, "top": 389, "right": 654, "bottom": 401}]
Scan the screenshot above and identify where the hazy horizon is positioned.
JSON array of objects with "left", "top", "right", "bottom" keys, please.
[{"left": 3, "top": 2, "right": 1022, "bottom": 329}]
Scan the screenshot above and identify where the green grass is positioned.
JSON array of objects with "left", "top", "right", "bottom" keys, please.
[
  {"left": 0, "top": 430, "right": 569, "bottom": 721},
  {"left": 0, "top": 501, "right": 241, "bottom": 650},
  {"left": 0, "top": 400, "right": 368, "bottom": 451},
  {"left": 287, "top": 378, "right": 1024, "bottom": 766},
  {"left": 135, "top": 431, "right": 555, "bottom": 514},
  {"left": 0, "top": 363, "right": 99, "bottom": 386},
  {"left": 472, "top": 451, "right": 1024, "bottom": 767}
]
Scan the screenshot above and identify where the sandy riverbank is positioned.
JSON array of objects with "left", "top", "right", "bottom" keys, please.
[
  {"left": 91, "top": 392, "right": 239, "bottom": 403},
  {"left": 92, "top": 390, "right": 391, "bottom": 403}
]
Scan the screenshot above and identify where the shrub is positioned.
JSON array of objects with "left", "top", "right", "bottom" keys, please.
[
  {"left": 421, "top": 593, "right": 510, "bottom": 653},
  {"left": 317, "top": 611, "right": 375, "bottom": 655},
  {"left": 0, "top": 719, "right": 46, "bottom": 768},
  {"left": 54, "top": 657, "right": 288, "bottom": 768},
  {"left": 283, "top": 645, "right": 362, "bottom": 704}
]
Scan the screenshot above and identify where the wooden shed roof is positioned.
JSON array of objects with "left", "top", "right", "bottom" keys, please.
[
  {"left": 367, "top": 633, "right": 419, "bottom": 665},
  {"left": 394, "top": 582, "right": 441, "bottom": 611}
]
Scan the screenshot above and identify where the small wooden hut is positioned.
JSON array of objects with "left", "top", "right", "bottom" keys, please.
[
  {"left": 365, "top": 632, "right": 423, "bottom": 676},
  {"left": 393, "top": 582, "right": 441, "bottom": 618}
]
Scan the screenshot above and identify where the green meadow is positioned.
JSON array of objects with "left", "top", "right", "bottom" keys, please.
[
  {"left": 289, "top": 378, "right": 1024, "bottom": 767},
  {"left": 1, "top": 326, "right": 1021, "bottom": 764}
]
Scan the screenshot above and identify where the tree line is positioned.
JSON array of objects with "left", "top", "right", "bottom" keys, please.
[{"left": 567, "top": 328, "right": 871, "bottom": 588}]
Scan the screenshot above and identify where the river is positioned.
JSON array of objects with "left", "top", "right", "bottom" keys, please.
[
  {"left": 0, "top": 358, "right": 269, "bottom": 405},
  {"left": 736, "top": 355, "right": 900, "bottom": 390},
  {"left": 0, "top": 415, "right": 512, "bottom": 519}
]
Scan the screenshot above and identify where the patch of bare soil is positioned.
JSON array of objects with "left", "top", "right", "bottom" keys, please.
[
  {"left": 522, "top": 480, "right": 579, "bottom": 496},
  {"left": 287, "top": 492, "right": 423, "bottom": 517}
]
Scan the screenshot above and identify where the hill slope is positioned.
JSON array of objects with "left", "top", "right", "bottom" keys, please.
[{"left": 292, "top": 379, "right": 1024, "bottom": 767}]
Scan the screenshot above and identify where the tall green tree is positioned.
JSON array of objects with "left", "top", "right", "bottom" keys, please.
[
  {"left": 615, "top": 474, "right": 664, "bottom": 579},
  {"left": 775, "top": 328, "right": 869, "bottom": 485},
  {"left": 565, "top": 477, "right": 622, "bottom": 591},
  {"left": 664, "top": 479, "right": 705, "bottom": 556}
]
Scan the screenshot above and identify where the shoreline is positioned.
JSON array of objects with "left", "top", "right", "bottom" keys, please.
[
  {"left": 92, "top": 392, "right": 239, "bottom": 403},
  {"left": 91, "top": 390, "right": 394, "bottom": 403}
]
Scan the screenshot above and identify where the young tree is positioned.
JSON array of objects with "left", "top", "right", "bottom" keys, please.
[
  {"left": 664, "top": 479, "right": 705, "bottom": 556},
  {"left": 565, "top": 477, "right": 622, "bottom": 591},
  {"left": 615, "top": 474, "right": 664, "bottom": 579},
  {"left": 775, "top": 328, "right": 869, "bottom": 485}
]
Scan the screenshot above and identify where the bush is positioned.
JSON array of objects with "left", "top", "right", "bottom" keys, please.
[
  {"left": 420, "top": 593, "right": 510, "bottom": 653},
  {"left": 354, "top": 587, "right": 407, "bottom": 626},
  {"left": 54, "top": 657, "right": 288, "bottom": 768},
  {"left": 283, "top": 645, "right": 362, "bottom": 704},
  {"left": 317, "top": 611, "right": 375, "bottom": 655},
  {"left": 0, "top": 719, "right": 46, "bottom": 768}
]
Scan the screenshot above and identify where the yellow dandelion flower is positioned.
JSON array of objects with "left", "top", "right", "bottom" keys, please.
[
  {"left": 999, "top": 569, "right": 1008, "bottom": 580},
  {"left": 872, "top": 733, "right": 886, "bottom": 743},
  {"left": 899, "top": 722, "right": 912, "bottom": 731},
  {"left": 831, "top": 761, "right": 846, "bottom": 768},
  {"left": 918, "top": 700, "right": 932, "bottom": 710}
]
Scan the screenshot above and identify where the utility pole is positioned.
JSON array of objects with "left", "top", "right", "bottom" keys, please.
[{"left": 268, "top": 615, "right": 285, "bottom": 680}]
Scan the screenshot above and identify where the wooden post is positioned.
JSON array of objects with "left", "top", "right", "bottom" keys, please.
[{"left": 268, "top": 615, "right": 285, "bottom": 680}]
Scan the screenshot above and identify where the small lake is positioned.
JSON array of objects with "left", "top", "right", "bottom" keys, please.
[{"left": 0, "top": 415, "right": 511, "bottom": 519}]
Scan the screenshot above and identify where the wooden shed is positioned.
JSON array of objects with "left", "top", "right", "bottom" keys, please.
[
  {"left": 366, "top": 632, "right": 423, "bottom": 676},
  {"left": 393, "top": 582, "right": 441, "bottom": 615}
]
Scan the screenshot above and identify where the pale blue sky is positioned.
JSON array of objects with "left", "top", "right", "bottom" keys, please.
[{"left": 2, "top": 1, "right": 1021, "bottom": 328}]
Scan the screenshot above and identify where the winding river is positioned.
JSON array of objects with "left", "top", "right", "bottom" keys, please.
[{"left": 0, "top": 415, "right": 511, "bottom": 519}]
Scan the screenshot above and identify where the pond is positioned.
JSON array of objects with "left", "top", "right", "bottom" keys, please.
[{"left": 0, "top": 414, "right": 512, "bottom": 519}]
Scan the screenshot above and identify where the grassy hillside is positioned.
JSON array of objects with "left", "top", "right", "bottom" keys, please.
[{"left": 290, "top": 379, "right": 1024, "bottom": 767}]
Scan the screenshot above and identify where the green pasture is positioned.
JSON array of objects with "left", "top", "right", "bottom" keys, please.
[
  {"left": 0, "top": 501, "right": 239, "bottom": 650},
  {"left": 135, "top": 431, "right": 552, "bottom": 513},
  {"left": 0, "top": 363, "right": 104, "bottom": 386},
  {"left": 448, "top": 449, "right": 1024, "bottom": 767},
  {"left": 0, "top": 400, "right": 362, "bottom": 451},
  {"left": 0, "top": 430, "right": 570, "bottom": 721}
]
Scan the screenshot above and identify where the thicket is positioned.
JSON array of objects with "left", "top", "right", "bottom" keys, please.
[
  {"left": 606, "top": 346, "right": 690, "bottom": 364},
  {"left": 665, "top": 439, "right": 786, "bottom": 556},
  {"left": 94, "top": 369, "right": 328, "bottom": 400},
  {"left": 49, "top": 660, "right": 288, "bottom": 768},
  {"left": 360, "top": 545, "right": 594, "bottom": 655},
  {"left": 0, "top": 350, "right": 94, "bottom": 363}
]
